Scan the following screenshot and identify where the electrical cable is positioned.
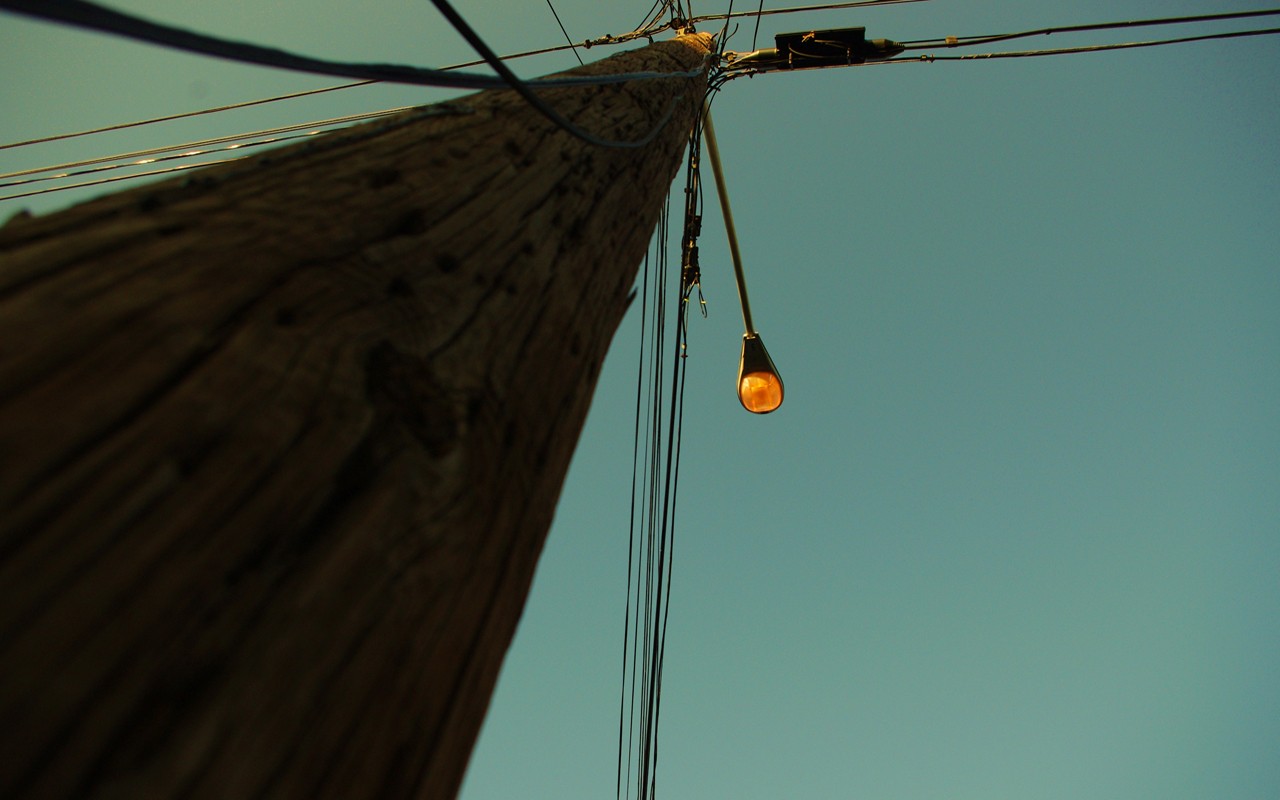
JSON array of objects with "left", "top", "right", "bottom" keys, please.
[
  {"left": 0, "top": 132, "right": 320, "bottom": 190},
  {"left": 0, "top": 36, "right": 655, "bottom": 155},
  {"left": 0, "top": 0, "right": 707, "bottom": 152},
  {"left": 0, "top": 81, "right": 374, "bottom": 152},
  {"left": 908, "top": 26, "right": 1280, "bottom": 62},
  {"left": 688, "top": 0, "right": 930, "bottom": 24},
  {"left": 750, "top": 0, "right": 767, "bottom": 51},
  {"left": 0, "top": 103, "right": 474, "bottom": 203},
  {"left": 543, "top": 0, "right": 584, "bottom": 65},
  {"left": 425, "top": 0, "right": 701, "bottom": 148},
  {"left": 1, "top": 159, "right": 239, "bottom": 201},
  {"left": 633, "top": 0, "right": 668, "bottom": 33},
  {"left": 0, "top": 107, "right": 413, "bottom": 183},
  {"left": 901, "top": 7, "right": 1280, "bottom": 49},
  {"left": 0, "top": 0, "right": 703, "bottom": 92}
]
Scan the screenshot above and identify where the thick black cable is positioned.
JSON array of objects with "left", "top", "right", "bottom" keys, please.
[
  {"left": 902, "top": 7, "right": 1280, "bottom": 49},
  {"left": 0, "top": 1, "right": 703, "bottom": 92},
  {"left": 0, "top": 36, "right": 663, "bottom": 156},
  {"left": 426, "top": 0, "right": 698, "bottom": 148},
  {"left": 0, "top": 0, "right": 532, "bottom": 90}
]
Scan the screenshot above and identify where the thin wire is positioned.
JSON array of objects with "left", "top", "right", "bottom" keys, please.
[
  {"left": 425, "top": 0, "right": 701, "bottom": 148},
  {"left": 618, "top": 241, "right": 653, "bottom": 800},
  {"left": 0, "top": 106, "right": 414, "bottom": 182},
  {"left": 0, "top": 104, "right": 472, "bottom": 202},
  {"left": 689, "top": 0, "right": 930, "bottom": 24},
  {"left": 0, "top": 0, "right": 922, "bottom": 155},
  {"left": 0, "top": 81, "right": 373, "bottom": 152},
  {"left": 1, "top": 159, "right": 238, "bottom": 201},
  {"left": 750, "top": 0, "right": 766, "bottom": 50},
  {"left": 543, "top": 0, "right": 584, "bottom": 65},
  {"left": 633, "top": 0, "right": 667, "bottom": 33},
  {"left": 910, "top": 27, "right": 1280, "bottom": 62},
  {"left": 0, "top": 129, "right": 334, "bottom": 190},
  {"left": 901, "top": 7, "right": 1280, "bottom": 49},
  {"left": 0, "top": 0, "right": 702, "bottom": 93},
  {"left": 0, "top": 38, "right": 679, "bottom": 156}
]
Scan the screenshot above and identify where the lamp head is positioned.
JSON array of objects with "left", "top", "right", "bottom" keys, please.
[{"left": 737, "top": 333, "right": 784, "bottom": 414}]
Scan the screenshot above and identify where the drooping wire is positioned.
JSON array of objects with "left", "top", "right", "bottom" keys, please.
[
  {"left": 615, "top": 80, "right": 716, "bottom": 800},
  {"left": 0, "top": 1, "right": 705, "bottom": 95},
  {"left": 0, "top": 5, "right": 709, "bottom": 204},
  {"left": 0, "top": 0, "right": 923, "bottom": 158},
  {"left": 0, "top": 31, "right": 681, "bottom": 155},
  {"left": 901, "top": 7, "right": 1280, "bottom": 50},
  {"left": 543, "top": 0, "right": 584, "bottom": 65},
  {"left": 750, "top": 0, "right": 766, "bottom": 51},
  {"left": 426, "top": 0, "right": 702, "bottom": 148}
]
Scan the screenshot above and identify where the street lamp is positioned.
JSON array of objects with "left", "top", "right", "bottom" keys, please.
[{"left": 702, "top": 109, "right": 785, "bottom": 414}]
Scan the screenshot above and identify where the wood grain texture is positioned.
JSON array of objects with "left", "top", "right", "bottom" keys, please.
[{"left": 0, "top": 33, "right": 712, "bottom": 800}]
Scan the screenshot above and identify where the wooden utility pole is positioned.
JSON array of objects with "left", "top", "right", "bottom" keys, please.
[{"left": 0, "top": 33, "right": 711, "bottom": 800}]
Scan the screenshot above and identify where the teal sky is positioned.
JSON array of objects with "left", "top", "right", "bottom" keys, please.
[{"left": 3, "top": 2, "right": 1277, "bottom": 798}]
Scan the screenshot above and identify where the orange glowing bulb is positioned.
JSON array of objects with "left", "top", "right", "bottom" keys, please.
[
  {"left": 737, "top": 333, "right": 784, "bottom": 414},
  {"left": 739, "top": 371, "right": 783, "bottom": 413}
]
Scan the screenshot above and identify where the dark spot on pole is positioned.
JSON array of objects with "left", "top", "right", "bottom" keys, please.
[
  {"left": 386, "top": 276, "right": 413, "bottom": 298},
  {"left": 368, "top": 168, "right": 401, "bottom": 189},
  {"left": 364, "top": 341, "right": 460, "bottom": 458},
  {"left": 389, "top": 209, "right": 426, "bottom": 238}
]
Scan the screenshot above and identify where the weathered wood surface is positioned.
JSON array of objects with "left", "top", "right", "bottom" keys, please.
[{"left": 0, "top": 33, "right": 711, "bottom": 800}]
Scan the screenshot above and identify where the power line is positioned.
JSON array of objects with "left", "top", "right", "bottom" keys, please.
[
  {"left": 543, "top": 0, "right": 585, "bottom": 65},
  {"left": 750, "top": 0, "right": 767, "bottom": 51},
  {"left": 721, "top": 11, "right": 1280, "bottom": 76},
  {"left": 0, "top": 107, "right": 416, "bottom": 186},
  {"left": 1, "top": 159, "right": 239, "bottom": 201},
  {"left": 910, "top": 26, "right": 1280, "bottom": 62},
  {"left": 0, "top": 81, "right": 375, "bottom": 152},
  {"left": 689, "top": 0, "right": 930, "bottom": 25},
  {"left": 901, "top": 7, "right": 1280, "bottom": 50},
  {"left": 0, "top": 37, "right": 624, "bottom": 155},
  {"left": 0, "top": 0, "right": 702, "bottom": 93},
  {"left": 426, "top": 0, "right": 704, "bottom": 148},
  {"left": 0, "top": 0, "right": 923, "bottom": 155}
]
